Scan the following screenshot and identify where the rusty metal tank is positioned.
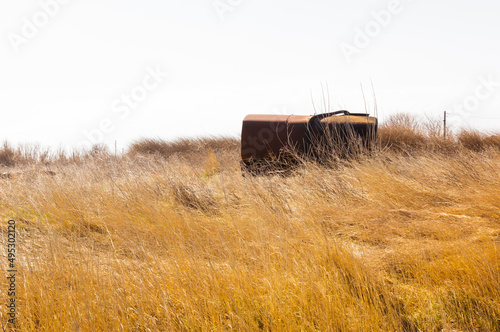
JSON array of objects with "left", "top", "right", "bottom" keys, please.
[{"left": 241, "top": 110, "right": 377, "bottom": 171}]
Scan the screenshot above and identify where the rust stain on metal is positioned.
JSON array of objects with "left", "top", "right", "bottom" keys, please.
[{"left": 241, "top": 110, "right": 378, "bottom": 171}]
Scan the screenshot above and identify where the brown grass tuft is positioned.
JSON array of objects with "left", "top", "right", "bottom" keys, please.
[
  {"left": 0, "top": 142, "right": 17, "bottom": 166},
  {"left": 484, "top": 134, "right": 500, "bottom": 149},
  {"left": 457, "top": 129, "right": 485, "bottom": 152},
  {"left": 128, "top": 136, "right": 239, "bottom": 158}
]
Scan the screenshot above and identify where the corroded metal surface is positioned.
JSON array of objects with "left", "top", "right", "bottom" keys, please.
[{"left": 241, "top": 111, "right": 377, "bottom": 170}]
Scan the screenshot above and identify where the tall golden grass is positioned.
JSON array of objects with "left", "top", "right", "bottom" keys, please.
[{"left": 1, "top": 114, "right": 499, "bottom": 331}]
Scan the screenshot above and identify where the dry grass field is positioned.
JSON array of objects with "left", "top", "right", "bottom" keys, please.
[{"left": 1, "top": 114, "right": 499, "bottom": 331}]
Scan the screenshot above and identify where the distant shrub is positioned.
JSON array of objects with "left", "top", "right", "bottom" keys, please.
[
  {"left": 128, "top": 137, "right": 239, "bottom": 158},
  {"left": 0, "top": 143, "right": 17, "bottom": 166},
  {"left": 483, "top": 134, "right": 500, "bottom": 150},
  {"left": 378, "top": 114, "right": 499, "bottom": 154},
  {"left": 457, "top": 130, "right": 485, "bottom": 152},
  {"left": 378, "top": 113, "right": 427, "bottom": 153}
]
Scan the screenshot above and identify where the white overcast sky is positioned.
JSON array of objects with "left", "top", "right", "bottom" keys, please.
[{"left": 1, "top": 0, "right": 499, "bottom": 150}]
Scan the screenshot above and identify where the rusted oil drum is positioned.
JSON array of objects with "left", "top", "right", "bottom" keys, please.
[{"left": 241, "top": 110, "right": 377, "bottom": 172}]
